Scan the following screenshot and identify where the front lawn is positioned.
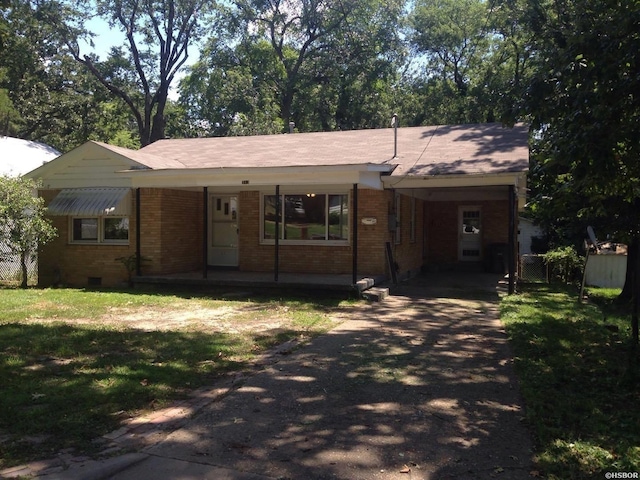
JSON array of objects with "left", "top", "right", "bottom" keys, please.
[
  {"left": 501, "top": 284, "right": 640, "bottom": 479},
  {"left": 0, "top": 287, "right": 352, "bottom": 469}
]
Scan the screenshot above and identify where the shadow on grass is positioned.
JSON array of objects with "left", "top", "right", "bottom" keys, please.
[
  {"left": 0, "top": 322, "right": 304, "bottom": 469},
  {"left": 110, "top": 284, "right": 357, "bottom": 307},
  {"left": 501, "top": 284, "right": 640, "bottom": 478}
]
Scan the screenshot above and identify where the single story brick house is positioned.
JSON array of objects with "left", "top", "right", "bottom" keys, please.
[{"left": 26, "top": 123, "right": 529, "bottom": 291}]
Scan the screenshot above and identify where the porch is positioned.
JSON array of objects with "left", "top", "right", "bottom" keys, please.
[{"left": 132, "top": 270, "right": 387, "bottom": 293}]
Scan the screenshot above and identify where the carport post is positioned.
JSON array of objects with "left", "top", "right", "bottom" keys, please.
[
  {"left": 136, "top": 188, "right": 141, "bottom": 276},
  {"left": 275, "top": 185, "right": 280, "bottom": 282},
  {"left": 203, "top": 187, "right": 208, "bottom": 279},
  {"left": 508, "top": 185, "right": 516, "bottom": 294},
  {"left": 352, "top": 184, "right": 358, "bottom": 285}
]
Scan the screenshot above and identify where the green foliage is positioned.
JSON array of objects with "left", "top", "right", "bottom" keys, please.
[
  {"left": 46, "top": 0, "right": 221, "bottom": 146},
  {"left": 2, "top": 0, "right": 536, "bottom": 144},
  {"left": 408, "top": 0, "right": 534, "bottom": 125},
  {"left": 500, "top": 285, "right": 640, "bottom": 479},
  {"left": 178, "top": 39, "right": 285, "bottom": 136},
  {"left": 541, "top": 245, "right": 583, "bottom": 284},
  {"left": 525, "top": 0, "right": 640, "bottom": 247},
  {"left": 181, "top": 0, "right": 405, "bottom": 134},
  {"left": 116, "top": 253, "right": 150, "bottom": 286},
  {"left": 0, "top": 176, "right": 57, "bottom": 288}
]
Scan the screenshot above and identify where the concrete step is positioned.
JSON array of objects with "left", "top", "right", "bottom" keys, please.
[
  {"left": 361, "top": 286, "right": 389, "bottom": 302},
  {"left": 355, "top": 277, "right": 375, "bottom": 292}
]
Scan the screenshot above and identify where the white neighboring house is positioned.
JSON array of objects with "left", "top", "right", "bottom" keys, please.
[
  {"left": 1, "top": 136, "right": 60, "bottom": 176},
  {"left": 518, "top": 217, "right": 544, "bottom": 256},
  {"left": 1, "top": 136, "right": 60, "bottom": 283}
]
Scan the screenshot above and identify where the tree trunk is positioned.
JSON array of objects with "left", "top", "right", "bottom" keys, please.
[
  {"left": 618, "top": 235, "right": 637, "bottom": 303},
  {"left": 20, "top": 250, "right": 28, "bottom": 289},
  {"left": 632, "top": 237, "right": 639, "bottom": 346}
]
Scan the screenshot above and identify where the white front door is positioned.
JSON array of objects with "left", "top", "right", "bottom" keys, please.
[
  {"left": 458, "top": 206, "right": 482, "bottom": 261},
  {"left": 208, "top": 195, "right": 239, "bottom": 266}
]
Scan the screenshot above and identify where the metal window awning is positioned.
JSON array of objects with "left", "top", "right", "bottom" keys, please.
[{"left": 47, "top": 188, "right": 131, "bottom": 216}]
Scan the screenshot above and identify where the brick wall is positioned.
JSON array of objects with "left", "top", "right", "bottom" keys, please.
[
  {"left": 158, "top": 189, "right": 203, "bottom": 274},
  {"left": 38, "top": 190, "right": 136, "bottom": 287},
  {"left": 136, "top": 188, "right": 204, "bottom": 275},
  {"left": 39, "top": 186, "right": 510, "bottom": 286},
  {"left": 38, "top": 188, "right": 204, "bottom": 287},
  {"left": 356, "top": 189, "right": 393, "bottom": 276},
  {"left": 391, "top": 194, "right": 426, "bottom": 280}
]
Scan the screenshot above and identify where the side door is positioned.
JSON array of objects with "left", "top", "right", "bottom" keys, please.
[{"left": 458, "top": 206, "right": 482, "bottom": 262}]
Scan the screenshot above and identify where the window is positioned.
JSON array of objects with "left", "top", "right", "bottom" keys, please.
[
  {"left": 263, "top": 193, "right": 349, "bottom": 243},
  {"left": 71, "top": 217, "right": 129, "bottom": 244},
  {"left": 462, "top": 210, "right": 481, "bottom": 235},
  {"left": 104, "top": 217, "right": 129, "bottom": 241},
  {"left": 72, "top": 218, "right": 98, "bottom": 241}
]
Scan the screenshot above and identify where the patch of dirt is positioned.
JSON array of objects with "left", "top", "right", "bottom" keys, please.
[{"left": 28, "top": 304, "right": 295, "bottom": 334}]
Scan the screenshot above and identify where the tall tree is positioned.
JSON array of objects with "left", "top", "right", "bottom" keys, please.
[
  {"left": 56, "top": 0, "right": 218, "bottom": 146},
  {"left": 525, "top": 0, "right": 640, "bottom": 342},
  {"left": 0, "top": 0, "right": 135, "bottom": 151},
  {"left": 178, "top": 38, "right": 285, "bottom": 136},
  {"left": 219, "top": 0, "right": 404, "bottom": 131},
  {"left": 411, "top": 0, "right": 488, "bottom": 97},
  {"left": 409, "top": 0, "right": 534, "bottom": 125}
]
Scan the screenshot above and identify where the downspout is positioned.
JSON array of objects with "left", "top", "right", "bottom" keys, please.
[
  {"left": 508, "top": 184, "right": 516, "bottom": 294},
  {"left": 352, "top": 184, "right": 358, "bottom": 285},
  {"left": 135, "top": 188, "right": 141, "bottom": 276},
  {"left": 275, "top": 185, "right": 280, "bottom": 282},
  {"left": 203, "top": 187, "right": 208, "bottom": 279}
]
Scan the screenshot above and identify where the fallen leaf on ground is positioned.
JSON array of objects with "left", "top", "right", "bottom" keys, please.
[{"left": 400, "top": 465, "right": 411, "bottom": 473}]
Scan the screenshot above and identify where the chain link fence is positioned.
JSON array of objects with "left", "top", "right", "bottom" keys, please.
[
  {"left": 0, "top": 242, "right": 37, "bottom": 286},
  {"left": 519, "top": 254, "right": 548, "bottom": 283}
]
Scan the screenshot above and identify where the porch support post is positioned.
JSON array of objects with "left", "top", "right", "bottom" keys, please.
[
  {"left": 275, "top": 185, "right": 280, "bottom": 282},
  {"left": 135, "top": 188, "right": 141, "bottom": 276},
  {"left": 352, "top": 184, "right": 358, "bottom": 285},
  {"left": 203, "top": 187, "right": 208, "bottom": 279},
  {"left": 508, "top": 184, "right": 516, "bottom": 294}
]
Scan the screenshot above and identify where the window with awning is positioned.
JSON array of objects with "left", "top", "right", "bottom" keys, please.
[
  {"left": 46, "top": 188, "right": 132, "bottom": 244},
  {"left": 46, "top": 188, "right": 131, "bottom": 216}
]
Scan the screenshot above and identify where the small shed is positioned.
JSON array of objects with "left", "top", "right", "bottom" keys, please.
[{"left": 585, "top": 243, "right": 628, "bottom": 289}]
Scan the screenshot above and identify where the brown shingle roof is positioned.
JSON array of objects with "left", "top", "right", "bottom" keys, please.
[{"left": 136, "top": 123, "right": 529, "bottom": 176}]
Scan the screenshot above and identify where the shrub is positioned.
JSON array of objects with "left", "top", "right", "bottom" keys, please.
[{"left": 542, "top": 246, "right": 583, "bottom": 284}]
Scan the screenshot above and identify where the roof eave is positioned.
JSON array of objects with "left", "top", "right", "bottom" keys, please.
[
  {"left": 118, "top": 163, "right": 395, "bottom": 176},
  {"left": 383, "top": 171, "right": 527, "bottom": 189}
]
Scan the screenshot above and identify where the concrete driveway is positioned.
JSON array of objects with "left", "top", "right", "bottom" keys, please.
[{"left": 44, "top": 273, "right": 535, "bottom": 480}]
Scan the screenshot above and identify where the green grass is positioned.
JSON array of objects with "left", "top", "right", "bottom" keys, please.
[
  {"left": 0, "top": 287, "right": 352, "bottom": 469},
  {"left": 500, "top": 284, "right": 640, "bottom": 479}
]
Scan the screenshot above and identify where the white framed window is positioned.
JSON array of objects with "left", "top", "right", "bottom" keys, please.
[
  {"left": 262, "top": 193, "right": 349, "bottom": 244},
  {"left": 71, "top": 217, "right": 129, "bottom": 244}
]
